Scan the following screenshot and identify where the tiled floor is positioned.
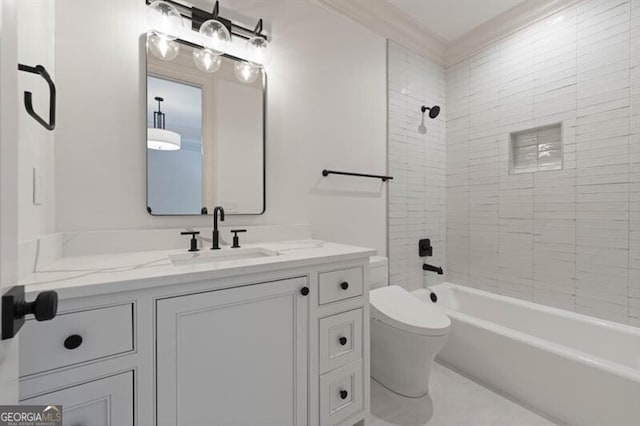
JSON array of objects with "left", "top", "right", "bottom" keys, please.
[{"left": 368, "top": 362, "right": 557, "bottom": 426}]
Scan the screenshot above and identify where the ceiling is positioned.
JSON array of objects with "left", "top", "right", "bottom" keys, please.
[{"left": 386, "top": 0, "right": 528, "bottom": 42}]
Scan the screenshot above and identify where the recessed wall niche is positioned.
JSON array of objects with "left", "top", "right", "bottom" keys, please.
[{"left": 509, "top": 123, "right": 562, "bottom": 174}]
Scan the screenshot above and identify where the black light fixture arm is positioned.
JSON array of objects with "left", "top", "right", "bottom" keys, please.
[
  {"left": 17, "top": 64, "right": 56, "bottom": 131},
  {"left": 145, "top": 0, "right": 268, "bottom": 41}
]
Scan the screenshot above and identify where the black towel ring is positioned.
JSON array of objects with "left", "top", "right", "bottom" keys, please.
[{"left": 18, "top": 64, "right": 56, "bottom": 131}]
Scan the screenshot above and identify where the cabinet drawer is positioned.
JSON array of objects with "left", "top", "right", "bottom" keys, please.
[
  {"left": 20, "top": 304, "right": 134, "bottom": 377},
  {"left": 318, "top": 267, "right": 363, "bottom": 305},
  {"left": 319, "top": 360, "right": 363, "bottom": 426},
  {"left": 21, "top": 372, "right": 134, "bottom": 426},
  {"left": 319, "top": 309, "right": 362, "bottom": 374}
]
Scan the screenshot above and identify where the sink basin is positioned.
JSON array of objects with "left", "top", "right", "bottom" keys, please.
[{"left": 169, "top": 247, "right": 280, "bottom": 266}]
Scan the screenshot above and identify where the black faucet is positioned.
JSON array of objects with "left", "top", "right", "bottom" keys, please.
[
  {"left": 212, "top": 206, "right": 225, "bottom": 250},
  {"left": 423, "top": 264, "right": 443, "bottom": 275}
]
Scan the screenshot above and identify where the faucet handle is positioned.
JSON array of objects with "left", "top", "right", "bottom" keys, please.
[
  {"left": 180, "top": 231, "right": 200, "bottom": 252},
  {"left": 230, "top": 229, "right": 247, "bottom": 249}
]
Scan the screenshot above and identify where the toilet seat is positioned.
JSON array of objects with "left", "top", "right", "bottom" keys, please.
[{"left": 370, "top": 285, "right": 450, "bottom": 336}]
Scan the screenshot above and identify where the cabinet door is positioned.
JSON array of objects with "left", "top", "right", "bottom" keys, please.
[
  {"left": 156, "top": 277, "right": 308, "bottom": 426},
  {"left": 21, "top": 372, "right": 133, "bottom": 426}
]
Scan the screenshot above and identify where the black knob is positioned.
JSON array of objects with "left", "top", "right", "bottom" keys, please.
[
  {"left": 300, "top": 287, "right": 310, "bottom": 296},
  {"left": 34, "top": 291, "right": 58, "bottom": 321},
  {"left": 340, "top": 390, "right": 348, "bottom": 400},
  {"left": 340, "top": 282, "right": 349, "bottom": 290},
  {"left": 16, "top": 291, "right": 58, "bottom": 322},
  {"left": 339, "top": 336, "right": 347, "bottom": 346},
  {"left": 64, "top": 334, "right": 83, "bottom": 350},
  {"left": 2, "top": 286, "right": 58, "bottom": 340}
]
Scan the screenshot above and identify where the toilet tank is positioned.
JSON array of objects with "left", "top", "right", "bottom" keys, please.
[{"left": 369, "top": 256, "right": 389, "bottom": 290}]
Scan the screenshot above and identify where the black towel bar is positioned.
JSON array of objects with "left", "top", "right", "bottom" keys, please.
[{"left": 322, "top": 169, "right": 393, "bottom": 182}]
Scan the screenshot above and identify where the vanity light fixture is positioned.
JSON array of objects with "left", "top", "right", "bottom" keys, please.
[
  {"left": 199, "top": 19, "right": 231, "bottom": 54},
  {"left": 146, "top": 1, "right": 184, "bottom": 61},
  {"left": 145, "top": 0, "right": 270, "bottom": 82},
  {"left": 192, "top": 15, "right": 229, "bottom": 73},
  {"left": 246, "top": 35, "right": 272, "bottom": 67},
  {"left": 234, "top": 61, "right": 260, "bottom": 84},
  {"left": 193, "top": 48, "right": 222, "bottom": 73},
  {"left": 147, "top": 32, "right": 181, "bottom": 61},
  {"left": 148, "top": 96, "right": 181, "bottom": 151}
]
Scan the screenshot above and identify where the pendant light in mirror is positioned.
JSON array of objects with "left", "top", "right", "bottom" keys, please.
[
  {"left": 234, "top": 61, "right": 260, "bottom": 84},
  {"left": 148, "top": 96, "right": 181, "bottom": 151},
  {"left": 146, "top": 1, "right": 183, "bottom": 61}
]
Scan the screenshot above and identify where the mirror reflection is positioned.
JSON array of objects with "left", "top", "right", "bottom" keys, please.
[{"left": 146, "top": 44, "right": 265, "bottom": 216}]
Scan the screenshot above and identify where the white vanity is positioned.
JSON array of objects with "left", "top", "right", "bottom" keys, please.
[{"left": 18, "top": 240, "right": 374, "bottom": 426}]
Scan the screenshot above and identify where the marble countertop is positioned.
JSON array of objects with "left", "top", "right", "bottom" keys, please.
[{"left": 20, "top": 240, "right": 376, "bottom": 299}]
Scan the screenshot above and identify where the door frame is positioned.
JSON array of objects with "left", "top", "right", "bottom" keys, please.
[{"left": 0, "top": 0, "right": 20, "bottom": 404}]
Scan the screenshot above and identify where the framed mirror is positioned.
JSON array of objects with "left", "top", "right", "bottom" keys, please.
[{"left": 146, "top": 42, "right": 265, "bottom": 215}]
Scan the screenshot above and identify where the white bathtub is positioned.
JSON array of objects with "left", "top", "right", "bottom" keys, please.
[{"left": 413, "top": 282, "right": 640, "bottom": 426}]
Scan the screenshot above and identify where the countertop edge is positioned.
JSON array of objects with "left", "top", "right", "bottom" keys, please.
[{"left": 23, "top": 248, "right": 377, "bottom": 299}]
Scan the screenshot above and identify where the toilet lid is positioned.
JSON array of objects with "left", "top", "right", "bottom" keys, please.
[{"left": 370, "top": 286, "right": 451, "bottom": 336}]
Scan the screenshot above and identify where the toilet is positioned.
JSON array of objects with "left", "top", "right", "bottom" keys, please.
[{"left": 368, "top": 256, "right": 451, "bottom": 397}]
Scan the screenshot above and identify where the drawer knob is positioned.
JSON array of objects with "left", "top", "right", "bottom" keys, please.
[
  {"left": 339, "top": 336, "right": 348, "bottom": 346},
  {"left": 64, "top": 334, "right": 83, "bottom": 350},
  {"left": 300, "top": 287, "right": 310, "bottom": 296},
  {"left": 340, "top": 389, "right": 348, "bottom": 400},
  {"left": 340, "top": 282, "right": 349, "bottom": 290}
]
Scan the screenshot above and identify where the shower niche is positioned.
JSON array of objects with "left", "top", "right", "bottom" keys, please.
[{"left": 509, "top": 123, "right": 563, "bottom": 174}]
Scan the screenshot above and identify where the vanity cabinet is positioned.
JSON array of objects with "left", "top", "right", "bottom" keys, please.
[
  {"left": 156, "top": 277, "right": 308, "bottom": 426},
  {"left": 19, "top": 249, "right": 371, "bottom": 426}
]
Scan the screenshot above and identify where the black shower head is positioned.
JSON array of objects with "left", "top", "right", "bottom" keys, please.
[{"left": 420, "top": 105, "right": 441, "bottom": 119}]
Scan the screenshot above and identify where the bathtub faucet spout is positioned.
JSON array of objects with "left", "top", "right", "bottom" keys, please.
[{"left": 423, "top": 263, "right": 443, "bottom": 275}]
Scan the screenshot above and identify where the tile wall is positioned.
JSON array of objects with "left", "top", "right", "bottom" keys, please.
[
  {"left": 387, "top": 41, "right": 447, "bottom": 291},
  {"left": 446, "top": 0, "right": 640, "bottom": 324}
]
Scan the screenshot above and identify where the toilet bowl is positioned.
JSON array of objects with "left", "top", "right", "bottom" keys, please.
[{"left": 368, "top": 257, "right": 451, "bottom": 398}]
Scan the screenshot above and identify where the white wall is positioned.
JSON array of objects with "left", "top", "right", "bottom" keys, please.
[
  {"left": 446, "top": 0, "right": 640, "bottom": 325},
  {"left": 54, "top": 0, "right": 387, "bottom": 255},
  {"left": 17, "top": 0, "right": 55, "bottom": 243},
  {"left": 387, "top": 41, "right": 446, "bottom": 292}
]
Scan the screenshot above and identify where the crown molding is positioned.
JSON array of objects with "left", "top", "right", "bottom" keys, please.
[
  {"left": 314, "top": 0, "right": 447, "bottom": 64},
  {"left": 444, "top": 0, "right": 582, "bottom": 66},
  {"left": 315, "top": 0, "right": 584, "bottom": 68}
]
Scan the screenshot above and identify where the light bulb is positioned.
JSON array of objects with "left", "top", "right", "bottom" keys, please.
[
  {"left": 193, "top": 48, "right": 222, "bottom": 73},
  {"left": 147, "top": 32, "right": 180, "bottom": 61},
  {"left": 246, "top": 36, "right": 271, "bottom": 67},
  {"left": 199, "top": 19, "right": 230, "bottom": 54},
  {"left": 146, "top": 0, "right": 183, "bottom": 40},
  {"left": 234, "top": 61, "right": 260, "bottom": 84}
]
